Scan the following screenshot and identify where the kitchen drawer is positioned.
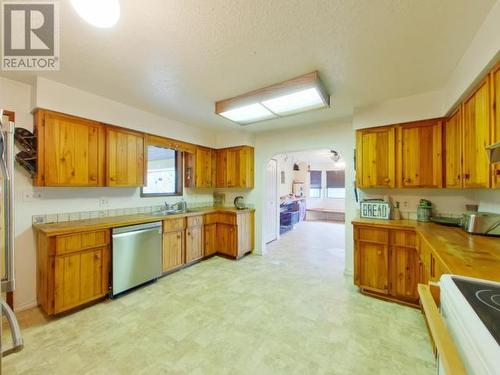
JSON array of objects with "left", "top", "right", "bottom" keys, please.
[
  {"left": 55, "top": 230, "right": 109, "bottom": 255},
  {"left": 390, "top": 230, "right": 416, "bottom": 248},
  {"left": 356, "top": 226, "right": 389, "bottom": 244},
  {"left": 163, "top": 218, "right": 186, "bottom": 233},
  {"left": 187, "top": 215, "right": 204, "bottom": 227},
  {"left": 216, "top": 213, "right": 237, "bottom": 225},
  {"left": 204, "top": 213, "right": 219, "bottom": 225}
]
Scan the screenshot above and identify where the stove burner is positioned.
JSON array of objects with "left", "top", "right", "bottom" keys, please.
[
  {"left": 475, "top": 290, "right": 500, "bottom": 312},
  {"left": 452, "top": 277, "right": 500, "bottom": 345}
]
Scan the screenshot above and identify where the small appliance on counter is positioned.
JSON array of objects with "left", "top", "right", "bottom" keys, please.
[
  {"left": 417, "top": 199, "right": 432, "bottom": 222},
  {"left": 233, "top": 196, "right": 246, "bottom": 210},
  {"left": 462, "top": 212, "right": 500, "bottom": 236}
]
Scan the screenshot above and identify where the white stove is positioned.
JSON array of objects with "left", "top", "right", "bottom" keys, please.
[{"left": 439, "top": 275, "right": 500, "bottom": 375}]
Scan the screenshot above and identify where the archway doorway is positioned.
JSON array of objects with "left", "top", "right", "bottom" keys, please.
[{"left": 263, "top": 149, "right": 347, "bottom": 252}]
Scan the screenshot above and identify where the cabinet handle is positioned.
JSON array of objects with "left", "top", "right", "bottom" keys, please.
[
  {"left": 377, "top": 250, "right": 382, "bottom": 256},
  {"left": 403, "top": 178, "right": 411, "bottom": 183},
  {"left": 110, "top": 177, "right": 116, "bottom": 181},
  {"left": 495, "top": 169, "right": 500, "bottom": 176},
  {"left": 384, "top": 178, "right": 390, "bottom": 183},
  {"left": 177, "top": 234, "right": 181, "bottom": 239},
  {"left": 187, "top": 232, "right": 191, "bottom": 236},
  {"left": 90, "top": 175, "right": 96, "bottom": 181},
  {"left": 464, "top": 173, "right": 470, "bottom": 180},
  {"left": 457, "top": 174, "right": 461, "bottom": 180}
]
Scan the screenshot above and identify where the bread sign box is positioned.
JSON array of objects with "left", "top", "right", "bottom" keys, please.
[{"left": 360, "top": 200, "right": 391, "bottom": 220}]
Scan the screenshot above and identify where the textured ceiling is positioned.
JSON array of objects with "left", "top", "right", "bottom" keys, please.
[{"left": 1, "top": 0, "right": 495, "bottom": 132}]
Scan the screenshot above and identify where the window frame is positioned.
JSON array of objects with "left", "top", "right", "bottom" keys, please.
[
  {"left": 326, "top": 170, "right": 345, "bottom": 199},
  {"left": 309, "top": 170, "right": 322, "bottom": 198},
  {"left": 141, "top": 142, "right": 183, "bottom": 198}
]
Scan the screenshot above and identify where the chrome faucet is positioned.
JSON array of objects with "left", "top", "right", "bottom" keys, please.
[{"left": 165, "top": 199, "right": 187, "bottom": 212}]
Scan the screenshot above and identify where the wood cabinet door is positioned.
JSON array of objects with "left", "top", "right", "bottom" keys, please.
[
  {"left": 217, "top": 224, "right": 237, "bottom": 257},
  {"left": 106, "top": 127, "right": 145, "bottom": 187},
  {"left": 356, "top": 241, "right": 389, "bottom": 294},
  {"left": 236, "top": 212, "right": 253, "bottom": 257},
  {"left": 186, "top": 226, "right": 203, "bottom": 263},
  {"left": 392, "top": 246, "right": 419, "bottom": 301},
  {"left": 216, "top": 149, "right": 228, "bottom": 188},
  {"left": 238, "top": 147, "right": 254, "bottom": 188},
  {"left": 54, "top": 247, "right": 108, "bottom": 313},
  {"left": 163, "top": 231, "right": 184, "bottom": 272},
  {"left": 195, "top": 147, "right": 214, "bottom": 188},
  {"left": 492, "top": 64, "right": 500, "bottom": 188},
  {"left": 226, "top": 148, "right": 238, "bottom": 187},
  {"left": 397, "top": 119, "right": 442, "bottom": 188},
  {"left": 444, "top": 109, "right": 463, "bottom": 188},
  {"left": 204, "top": 224, "right": 218, "bottom": 256},
  {"left": 42, "top": 111, "right": 104, "bottom": 187},
  {"left": 355, "top": 127, "right": 395, "bottom": 188},
  {"left": 462, "top": 77, "right": 491, "bottom": 188}
]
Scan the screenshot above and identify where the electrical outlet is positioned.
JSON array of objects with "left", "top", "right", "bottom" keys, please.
[
  {"left": 32, "top": 215, "right": 46, "bottom": 224},
  {"left": 403, "top": 201, "right": 409, "bottom": 209},
  {"left": 99, "top": 199, "right": 109, "bottom": 208},
  {"left": 23, "top": 190, "right": 42, "bottom": 202}
]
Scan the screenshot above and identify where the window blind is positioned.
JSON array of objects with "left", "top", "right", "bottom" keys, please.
[
  {"left": 326, "top": 170, "right": 345, "bottom": 188},
  {"left": 309, "top": 170, "right": 322, "bottom": 188}
]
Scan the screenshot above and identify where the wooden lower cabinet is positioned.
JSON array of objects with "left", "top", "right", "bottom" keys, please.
[
  {"left": 354, "top": 224, "right": 419, "bottom": 306},
  {"left": 216, "top": 211, "right": 254, "bottom": 258},
  {"left": 204, "top": 223, "right": 218, "bottom": 256},
  {"left": 162, "top": 230, "right": 184, "bottom": 272},
  {"left": 391, "top": 246, "right": 419, "bottom": 302},
  {"left": 54, "top": 247, "right": 109, "bottom": 313},
  {"left": 186, "top": 225, "right": 204, "bottom": 263},
  {"left": 355, "top": 238, "right": 390, "bottom": 294},
  {"left": 217, "top": 224, "right": 237, "bottom": 257},
  {"left": 37, "top": 229, "right": 110, "bottom": 315}
]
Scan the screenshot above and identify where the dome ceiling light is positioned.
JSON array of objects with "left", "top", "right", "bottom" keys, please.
[
  {"left": 71, "top": 0, "right": 121, "bottom": 28},
  {"left": 216, "top": 71, "right": 330, "bottom": 125}
]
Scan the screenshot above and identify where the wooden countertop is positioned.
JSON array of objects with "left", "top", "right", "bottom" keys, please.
[
  {"left": 352, "top": 218, "right": 500, "bottom": 282},
  {"left": 34, "top": 207, "right": 255, "bottom": 236}
]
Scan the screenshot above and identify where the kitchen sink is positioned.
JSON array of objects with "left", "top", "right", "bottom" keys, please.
[{"left": 150, "top": 210, "right": 186, "bottom": 216}]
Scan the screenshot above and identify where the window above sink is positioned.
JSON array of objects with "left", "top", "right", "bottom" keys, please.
[{"left": 141, "top": 143, "right": 183, "bottom": 197}]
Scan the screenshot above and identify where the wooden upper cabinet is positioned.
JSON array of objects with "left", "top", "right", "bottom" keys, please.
[
  {"left": 355, "top": 127, "right": 395, "bottom": 188},
  {"left": 444, "top": 109, "right": 463, "bottom": 188},
  {"left": 106, "top": 127, "right": 145, "bottom": 187},
  {"left": 236, "top": 146, "right": 254, "bottom": 189},
  {"left": 220, "top": 146, "right": 254, "bottom": 189},
  {"left": 491, "top": 63, "right": 500, "bottom": 188},
  {"left": 184, "top": 146, "right": 215, "bottom": 188},
  {"left": 396, "top": 119, "right": 443, "bottom": 188},
  {"left": 35, "top": 110, "right": 105, "bottom": 187},
  {"left": 216, "top": 149, "right": 228, "bottom": 188},
  {"left": 462, "top": 77, "right": 491, "bottom": 188}
]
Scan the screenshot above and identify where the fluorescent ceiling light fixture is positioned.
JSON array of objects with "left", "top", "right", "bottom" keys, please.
[
  {"left": 262, "top": 87, "right": 324, "bottom": 115},
  {"left": 215, "top": 71, "right": 330, "bottom": 125},
  {"left": 219, "top": 103, "right": 276, "bottom": 124},
  {"left": 71, "top": 0, "right": 121, "bottom": 28}
]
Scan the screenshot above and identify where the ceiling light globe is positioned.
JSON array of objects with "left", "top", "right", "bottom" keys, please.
[{"left": 71, "top": 0, "right": 120, "bottom": 28}]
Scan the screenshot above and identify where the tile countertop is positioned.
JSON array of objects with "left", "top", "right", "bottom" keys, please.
[
  {"left": 352, "top": 218, "right": 500, "bottom": 282},
  {"left": 33, "top": 206, "right": 255, "bottom": 237}
]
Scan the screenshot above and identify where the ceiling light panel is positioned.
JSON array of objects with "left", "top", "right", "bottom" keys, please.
[
  {"left": 261, "top": 87, "right": 325, "bottom": 115},
  {"left": 219, "top": 103, "right": 276, "bottom": 124},
  {"left": 215, "top": 71, "right": 330, "bottom": 126}
]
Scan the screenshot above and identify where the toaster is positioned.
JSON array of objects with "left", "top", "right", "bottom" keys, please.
[{"left": 462, "top": 212, "right": 500, "bottom": 236}]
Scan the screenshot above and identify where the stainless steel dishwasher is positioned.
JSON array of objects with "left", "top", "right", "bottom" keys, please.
[{"left": 111, "top": 221, "right": 162, "bottom": 297}]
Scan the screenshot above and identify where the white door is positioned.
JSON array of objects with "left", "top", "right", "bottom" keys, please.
[{"left": 264, "top": 159, "right": 278, "bottom": 243}]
